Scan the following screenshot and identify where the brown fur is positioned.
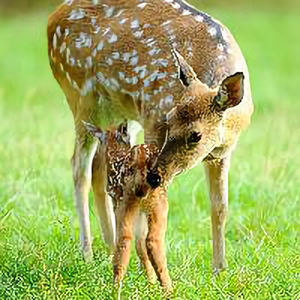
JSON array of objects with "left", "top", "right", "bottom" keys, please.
[
  {"left": 84, "top": 122, "right": 171, "bottom": 295},
  {"left": 47, "top": 0, "right": 253, "bottom": 273}
]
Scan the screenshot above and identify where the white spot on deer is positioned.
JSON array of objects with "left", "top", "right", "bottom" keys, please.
[
  {"left": 97, "top": 41, "right": 104, "bottom": 51},
  {"left": 171, "top": 2, "right": 181, "bottom": 9},
  {"left": 208, "top": 27, "right": 217, "bottom": 36},
  {"left": 107, "top": 58, "right": 113, "bottom": 65},
  {"left": 217, "top": 43, "right": 224, "bottom": 51},
  {"left": 110, "top": 78, "right": 120, "bottom": 88},
  {"left": 92, "top": 48, "right": 97, "bottom": 57},
  {"left": 53, "top": 33, "right": 57, "bottom": 49},
  {"left": 134, "top": 30, "right": 143, "bottom": 39},
  {"left": 66, "top": 48, "right": 71, "bottom": 63},
  {"left": 85, "top": 56, "right": 93, "bottom": 68},
  {"left": 152, "top": 58, "right": 169, "bottom": 67},
  {"left": 65, "top": 28, "right": 70, "bottom": 36},
  {"left": 102, "top": 28, "right": 110, "bottom": 36},
  {"left": 144, "top": 80, "right": 150, "bottom": 87},
  {"left": 93, "top": 0, "right": 98, "bottom": 5},
  {"left": 137, "top": 2, "right": 148, "bottom": 9},
  {"left": 85, "top": 37, "right": 92, "bottom": 48},
  {"left": 165, "top": 95, "right": 174, "bottom": 105},
  {"left": 120, "top": 18, "right": 128, "bottom": 24},
  {"left": 112, "top": 52, "right": 120, "bottom": 59},
  {"left": 157, "top": 72, "right": 167, "bottom": 80},
  {"left": 148, "top": 48, "right": 158, "bottom": 56},
  {"left": 108, "top": 34, "right": 118, "bottom": 43},
  {"left": 65, "top": 0, "right": 73, "bottom": 6},
  {"left": 115, "top": 9, "right": 125, "bottom": 18},
  {"left": 182, "top": 9, "right": 191, "bottom": 16},
  {"left": 81, "top": 78, "right": 94, "bottom": 96},
  {"left": 70, "top": 57, "right": 75, "bottom": 66},
  {"left": 194, "top": 15, "right": 204, "bottom": 22},
  {"left": 168, "top": 80, "right": 176, "bottom": 87},
  {"left": 144, "top": 93, "right": 150, "bottom": 101},
  {"left": 217, "top": 54, "right": 226, "bottom": 61},
  {"left": 60, "top": 63, "right": 64, "bottom": 72},
  {"left": 105, "top": 6, "right": 114, "bottom": 18},
  {"left": 161, "top": 20, "right": 171, "bottom": 26},
  {"left": 119, "top": 72, "right": 125, "bottom": 79},
  {"left": 97, "top": 72, "right": 105, "bottom": 83},
  {"left": 221, "top": 27, "right": 230, "bottom": 42},
  {"left": 66, "top": 72, "right": 72, "bottom": 85},
  {"left": 131, "top": 19, "right": 139, "bottom": 29},
  {"left": 123, "top": 52, "right": 131, "bottom": 62},
  {"left": 164, "top": 0, "right": 173, "bottom": 3},
  {"left": 69, "top": 9, "right": 85, "bottom": 20},
  {"left": 170, "top": 73, "right": 178, "bottom": 79},
  {"left": 56, "top": 26, "right": 62, "bottom": 38},
  {"left": 131, "top": 56, "right": 139, "bottom": 66},
  {"left": 73, "top": 80, "right": 79, "bottom": 90},
  {"left": 77, "top": 60, "right": 82, "bottom": 67},
  {"left": 60, "top": 42, "right": 66, "bottom": 53}
]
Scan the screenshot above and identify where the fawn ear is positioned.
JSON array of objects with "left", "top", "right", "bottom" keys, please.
[
  {"left": 214, "top": 72, "right": 244, "bottom": 111},
  {"left": 82, "top": 121, "right": 105, "bottom": 141},
  {"left": 172, "top": 49, "right": 198, "bottom": 87}
]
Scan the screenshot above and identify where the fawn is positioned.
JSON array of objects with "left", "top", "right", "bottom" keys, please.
[
  {"left": 84, "top": 121, "right": 172, "bottom": 295},
  {"left": 47, "top": 0, "right": 254, "bottom": 272}
]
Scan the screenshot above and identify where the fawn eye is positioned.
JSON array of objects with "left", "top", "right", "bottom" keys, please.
[
  {"left": 188, "top": 131, "right": 202, "bottom": 144},
  {"left": 147, "top": 171, "right": 161, "bottom": 189}
]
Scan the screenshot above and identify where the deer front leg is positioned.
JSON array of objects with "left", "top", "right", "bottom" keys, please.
[
  {"left": 92, "top": 147, "right": 116, "bottom": 253},
  {"left": 135, "top": 212, "right": 156, "bottom": 283},
  {"left": 204, "top": 156, "right": 231, "bottom": 273},
  {"left": 113, "top": 195, "right": 139, "bottom": 298},
  {"left": 145, "top": 188, "right": 172, "bottom": 294},
  {"left": 72, "top": 135, "right": 98, "bottom": 262}
]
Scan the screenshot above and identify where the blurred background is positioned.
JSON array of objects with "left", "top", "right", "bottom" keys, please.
[
  {"left": 1, "top": 0, "right": 300, "bottom": 12},
  {"left": 0, "top": 0, "right": 299, "bottom": 299}
]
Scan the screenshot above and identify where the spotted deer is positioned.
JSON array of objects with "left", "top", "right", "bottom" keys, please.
[
  {"left": 47, "top": 0, "right": 254, "bottom": 272},
  {"left": 84, "top": 121, "right": 172, "bottom": 295}
]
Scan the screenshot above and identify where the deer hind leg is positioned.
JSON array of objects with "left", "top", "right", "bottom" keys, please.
[
  {"left": 204, "top": 156, "right": 231, "bottom": 274},
  {"left": 72, "top": 122, "right": 98, "bottom": 262},
  {"left": 135, "top": 212, "right": 156, "bottom": 283},
  {"left": 145, "top": 188, "right": 172, "bottom": 294},
  {"left": 113, "top": 195, "right": 139, "bottom": 299},
  {"left": 92, "top": 148, "right": 116, "bottom": 253}
]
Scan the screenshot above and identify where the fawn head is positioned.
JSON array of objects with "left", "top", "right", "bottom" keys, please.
[{"left": 148, "top": 50, "right": 244, "bottom": 186}]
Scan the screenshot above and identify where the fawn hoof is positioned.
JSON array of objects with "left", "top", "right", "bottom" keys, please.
[
  {"left": 212, "top": 262, "right": 227, "bottom": 276},
  {"left": 82, "top": 244, "right": 93, "bottom": 263}
]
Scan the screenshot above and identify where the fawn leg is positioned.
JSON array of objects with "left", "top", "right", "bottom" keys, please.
[
  {"left": 92, "top": 147, "right": 116, "bottom": 252},
  {"left": 135, "top": 212, "right": 156, "bottom": 283},
  {"left": 146, "top": 188, "right": 172, "bottom": 293},
  {"left": 204, "top": 156, "right": 231, "bottom": 273},
  {"left": 72, "top": 127, "right": 98, "bottom": 262},
  {"left": 113, "top": 195, "right": 139, "bottom": 296}
]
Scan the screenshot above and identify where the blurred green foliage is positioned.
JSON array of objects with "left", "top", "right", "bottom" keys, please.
[{"left": 0, "top": 0, "right": 300, "bottom": 14}]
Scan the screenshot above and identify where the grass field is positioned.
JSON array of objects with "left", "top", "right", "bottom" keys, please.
[{"left": 0, "top": 6, "right": 300, "bottom": 300}]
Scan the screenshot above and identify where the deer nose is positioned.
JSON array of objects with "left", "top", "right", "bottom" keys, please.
[
  {"left": 135, "top": 189, "right": 146, "bottom": 198},
  {"left": 147, "top": 171, "right": 161, "bottom": 189}
]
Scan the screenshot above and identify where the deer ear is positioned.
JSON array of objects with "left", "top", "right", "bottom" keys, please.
[
  {"left": 82, "top": 121, "right": 105, "bottom": 141},
  {"left": 172, "top": 49, "right": 197, "bottom": 87},
  {"left": 214, "top": 72, "right": 244, "bottom": 111}
]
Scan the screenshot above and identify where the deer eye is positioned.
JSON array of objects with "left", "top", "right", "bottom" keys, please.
[{"left": 188, "top": 131, "right": 202, "bottom": 144}]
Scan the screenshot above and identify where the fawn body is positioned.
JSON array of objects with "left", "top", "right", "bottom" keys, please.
[
  {"left": 84, "top": 122, "right": 171, "bottom": 294},
  {"left": 47, "top": 0, "right": 253, "bottom": 271}
]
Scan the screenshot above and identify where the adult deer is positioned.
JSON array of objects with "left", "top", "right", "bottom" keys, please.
[{"left": 47, "top": 0, "right": 253, "bottom": 273}]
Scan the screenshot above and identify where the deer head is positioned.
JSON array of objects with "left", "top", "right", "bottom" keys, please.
[{"left": 148, "top": 50, "right": 244, "bottom": 186}]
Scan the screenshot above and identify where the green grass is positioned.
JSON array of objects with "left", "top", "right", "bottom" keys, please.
[{"left": 1, "top": 7, "right": 300, "bottom": 300}]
